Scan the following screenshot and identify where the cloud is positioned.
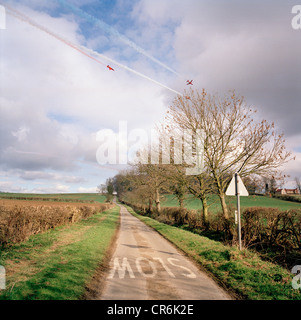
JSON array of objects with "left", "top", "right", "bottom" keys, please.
[
  {"left": 131, "top": 0, "right": 301, "bottom": 180},
  {"left": 0, "top": 181, "right": 27, "bottom": 193},
  {"left": 0, "top": 180, "right": 69, "bottom": 194},
  {"left": 77, "top": 186, "right": 97, "bottom": 193},
  {"left": 12, "top": 126, "right": 30, "bottom": 142},
  {"left": 1, "top": 0, "right": 300, "bottom": 192},
  {"left": 172, "top": 0, "right": 301, "bottom": 136},
  {"left": 30, "top": 184, "right": 70, "bottom": 193},
  {"left": 19, "top": 171, "right": 57, "bottom": 181},
  {"left": 1, "top": 4, "right": 168, "bottom": 175},
  {"left": 19, "top": 170, "right": 87, "bottom": 183}
]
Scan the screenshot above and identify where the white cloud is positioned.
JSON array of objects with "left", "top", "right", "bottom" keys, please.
[
  {"left": 77, "top": 186, "right": 97, "bottom": 193},
  {"left": 1, "top": 4, "right": 168, "bottom": 175},
  {"left": 0, "top": 181, "right": 27, "bottom": 193},
  {"left": 18, "top": 170, "right": 86, "bottom": 183},
  {"left": 0, "top": 0, "right": 300, "bottom": 192},
  {"left": 30, "top": 184, "right": 70, "bottom": 194},
  {"left": 12, "top": 126, "right": 30, "bottom": 142}
]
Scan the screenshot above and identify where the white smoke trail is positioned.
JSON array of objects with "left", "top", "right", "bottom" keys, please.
[
  {"left": 5, "top": 5, "right": 106, "bottom": 66},
  {"left": 80, "top": 45, "right": 183, "bottom": 96},
  {"left": 4, "top": 4, "right": 182, "bottom": 96},
  {"left": 56, "top": 0, "right": 178, "bottom": 76}
]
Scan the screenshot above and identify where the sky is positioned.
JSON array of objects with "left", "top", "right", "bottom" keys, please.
[{"left": 0, "top": 0, "right": 300, "bottom": 193}]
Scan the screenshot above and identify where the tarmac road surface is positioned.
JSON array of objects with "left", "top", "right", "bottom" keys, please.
[{"left": 100, "top": 204, "right": 232, "bottom": 300}]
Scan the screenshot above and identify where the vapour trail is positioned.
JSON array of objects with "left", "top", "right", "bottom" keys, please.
[
  {"left": 79, "top": 45, "right": 183, "bottom": 96},
  {"left": 4, "top": 4, "right": 182, "bottom": 96},
  {"left": 4, "top": 4, "right": 106, "bottom": 68},
  {"left": 56, "top": 0, "right": 178, "bottom": 75}
]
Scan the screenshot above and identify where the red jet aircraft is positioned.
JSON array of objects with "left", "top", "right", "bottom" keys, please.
[
  {"left": 186, "top": 80, "right": 193, "bottom": 85},
  {"left": 107, "top": 65, "right": 114, "bottom": 71}
]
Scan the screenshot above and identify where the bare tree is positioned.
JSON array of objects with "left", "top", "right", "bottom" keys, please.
[
  {"left": 241, "top": 175, "right": 260, "bottom": 195},
  {"left": 96, "top": 184, "right": 106, "bottom": 194},
  {"left": 128, "top": 150, "right": 169, "bottom": 213},
  {"left": 159, "top": 97, "right": 215, "bottom": 227},
  {"left": 167, "top": 88, "right": 293, "bottom": 220},
  {"left": 262, "top": 176, "right": 278, "bottom": 195}
]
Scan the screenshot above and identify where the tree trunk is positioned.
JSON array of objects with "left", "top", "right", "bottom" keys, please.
[
  {"left": 148, "top": 198, "right": 153, "bottom": 213},
  {"left": 219, "top": 192, "right": 229, "bottom": 220},
  {"left": 179, "top": 197, "right": 184, "bottom": 209},
  {"left": 201, "top": 196, "right": 209, "bottom": 229},
  {"left": 212, "top": 171, "right": 229, "bottom": 220},
  {"left": 155, "top": 188, "right": 161, "bottom": 213}
]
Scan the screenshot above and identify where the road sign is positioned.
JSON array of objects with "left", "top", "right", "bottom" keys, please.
[
  {"left": 225, "top": 173, "right": 248, "bottom": 250},
  {"left": 226, "top": 174, "right": 249, "bottom": 196}
]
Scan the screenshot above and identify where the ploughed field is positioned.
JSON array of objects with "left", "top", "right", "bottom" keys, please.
[
  {"left": 0, "top": 192, "right": 106, "bottom": 204},
  {"left": 0, "top": 198, "right": 104, "bottom": 208}
]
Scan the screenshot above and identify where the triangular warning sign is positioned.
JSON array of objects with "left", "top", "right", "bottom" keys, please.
[{"left": 226, "top": 174, "right": 249, "bottom": 196}]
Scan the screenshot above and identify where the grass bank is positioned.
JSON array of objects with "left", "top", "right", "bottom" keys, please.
[
  {"left": 125, "top": 205, "right": 301, "bottom": 300},
  {"left": 0, "top": 205, "right": 120, "bottom": 300}
]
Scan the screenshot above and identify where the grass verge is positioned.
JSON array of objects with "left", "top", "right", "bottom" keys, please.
[
  {"left": 0, "top": 205, "right": 120, "bottom": 300},
  {"left": 125, "top": 205, "right": 301, "bottom": 300}
]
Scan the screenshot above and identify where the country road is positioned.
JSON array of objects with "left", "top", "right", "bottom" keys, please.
[{"left": 99, "top": 205, "right": 232, "bottom": 300}]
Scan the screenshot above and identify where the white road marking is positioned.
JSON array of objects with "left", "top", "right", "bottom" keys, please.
[
  {"left": 167, "top": 258, "right": 197, "bottom": 279},
  {"left": 108, "top": 257, "right": 196, "bottom": 279},
  {"left": 135, "top": 257, "right": 157, "bottom": 278},
  {"left": 107, "top": 257, "right": 135, "bottom": 279},
  {"left": 153, "top": 257, "right": 176, "bottom": 278}
]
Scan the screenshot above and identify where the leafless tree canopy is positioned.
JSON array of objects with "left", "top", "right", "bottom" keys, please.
[
  {"left": 112, "top": 89, "right": 293, "bottom": 223},
  {"left": 164, "top": 89, "right": 292, "bottom": 219}
]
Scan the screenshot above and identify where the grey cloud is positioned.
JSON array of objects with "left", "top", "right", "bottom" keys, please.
[
  {"left": 170, "top": 0, "right": 301, "bottom": 138},
  {"left": 0, "top": 181, "right": 27, "bottom": 193},
  {"left": 1, "top": 0, "right": 300, "bottom": 191},
  {"left": 18, "top": 170, "right": 87, "bottom": 183},
  {"left": 19, "top": 171, "right": 57, "bottom": 180}
]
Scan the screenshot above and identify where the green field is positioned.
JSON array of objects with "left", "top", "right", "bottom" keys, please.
[
  {"left": 161, "top": 194, "right": 301, "bottom": 213},
  {"left": 0, "top": 192, "right": 106, "bottom": 203}
]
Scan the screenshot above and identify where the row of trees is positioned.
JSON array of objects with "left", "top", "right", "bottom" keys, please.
[
  {"left": 108, "top": 89, "right": 293, "bottom": 227},
  {"left": 97, "top": 178, "right": 114, "bottom": 203}
]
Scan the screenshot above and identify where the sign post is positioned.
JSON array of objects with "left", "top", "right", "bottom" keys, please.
[
  {"left": 226, "top": 172, "right": 249, "bottom": 250},
  {"left": 235, "top": 173, "right": 242, "bottom": 250}
]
